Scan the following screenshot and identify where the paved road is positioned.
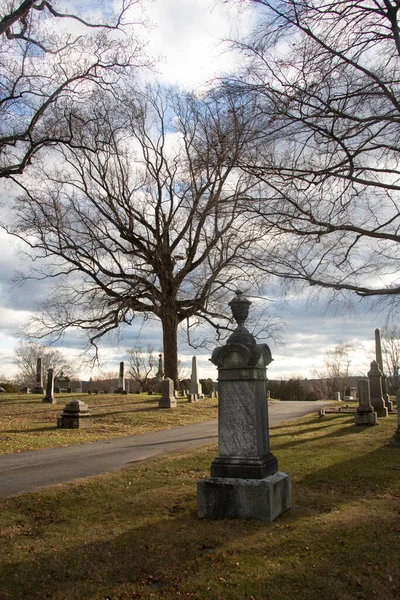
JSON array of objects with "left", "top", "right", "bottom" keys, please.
[{"left": 0, "top": 401, "right": 329, "bottom": 499}]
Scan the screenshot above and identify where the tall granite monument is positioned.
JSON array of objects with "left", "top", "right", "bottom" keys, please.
[{"left": 197, "top": 290, "right": 291, "bottom": 521}]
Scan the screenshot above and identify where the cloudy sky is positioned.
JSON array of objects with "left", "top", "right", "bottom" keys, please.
[{"left": 0, "top": 0, "right": 386, "bottom": 382}]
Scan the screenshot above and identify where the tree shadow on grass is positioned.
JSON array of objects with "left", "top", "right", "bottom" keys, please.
[
  {"left": 0, "top": 463, "right": 398, "bottom": 600},
  {"left": 2, "top": 426, "right": 58, "bottom": 434}
]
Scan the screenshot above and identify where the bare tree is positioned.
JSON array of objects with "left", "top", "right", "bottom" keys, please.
[
  {"left": 224, "top": 0, "right": 400, "bottom": 309},
  {"left": 0, "top": 0, "right": 149, "bottom": 178},
  {"left": 6, "top": 86, "right": 268, "bottom": 387},
  {"left": 313, "top": 343, "right": 353, "bottom": 400},
  {"left": 382, "top": 326, "right": 400, "bottom": 392},
  {"left": 127, "top": 346, "right": 157, "bottom": 392},
  {"left": 14, "top": 340, "right": 76, "bottom": 387}
]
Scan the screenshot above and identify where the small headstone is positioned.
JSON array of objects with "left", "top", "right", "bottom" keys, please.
[
  {"left": 57, "top": 399, "right": 93, "bottom": 429},
  {"left": 187, "top": 393, "right": 197, "bottom": 403},
  {"left": 319, "top": 408, "right": 325, "bottom": 418},
  {"left": 42, "top": 368, "right": 56, "bottom": 404},
  {"left": 158, "top": 378, "right": 176, "bottom": 408},
  {"left": 354, "top": 380, "right": 377, "bottom": 426},
  {"left": 335, "top": 392, "right": 341, "bottom": 401},
  {"left": 349, "top": 386, "right": 357, "bottom": 400}
]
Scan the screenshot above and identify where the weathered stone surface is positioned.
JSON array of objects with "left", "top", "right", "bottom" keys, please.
[
  {"left": 354, "top": 379, "right": 377, "bottom": 426},
  {"left": 368, "top": 360, "right": 388, "bottom": 417},
  {"left": 159, "top": 378, "right": 176, "bottom": 408},
  {"left": 42, "top": 368, "right": 56, "bottom": 404},
  {"left": 197, "top": 472, "right": 291, "bottom": 522},
  {"left": 116, "top": 361, "right": 125, "bottom": 393},
  {"left": 57, "top": 399, "right": 93, "bottom": 429},
  {"left": 32, "top": 357, "right": 44, "bottom": 394},
  {"left": 190, "top": 356, "right": 203, "bottom": 397}
]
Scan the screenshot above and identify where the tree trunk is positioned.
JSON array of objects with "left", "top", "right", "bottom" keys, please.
[{"left": 160, "top": 311, "right": 179, "bottom": 390}]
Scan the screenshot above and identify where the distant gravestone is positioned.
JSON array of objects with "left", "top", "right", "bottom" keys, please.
[
  {"left": 354, "top": 379, "right": 377, "bottom": 426},
  {"left": 32, "top": 357, "right": 44, "bottom": 394},
  {"left": 42, "top": 368, "right": 56, "bottom": 404},
  {"left": 349, "top": 386, "right": 357, "bottom": 400},
  {"left": 116, "top": 361, "right": 125, "bottom": 393},
  {"left": 158, "top": 378, "right": 176, "bottom": 408},
  {"left": 368, "top": 360, "right": 388, "bottom": 417},
  {"left": 335, "top": 392, "right": 341, "bottom": 401},
  {"left": 189, "top": 356, "right": 203, "bottom": 397},
  {"left": 197, "top": 290, "right": 291, "bottom": 522},
  {"left": 57, "top": 399, "right": 93, "bottom": 429}
]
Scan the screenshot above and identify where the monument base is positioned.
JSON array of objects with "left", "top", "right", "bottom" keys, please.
[
  {"left": 57, "top": 416, "right": 93, "bottom": 429},
  {"left": 384, "top": 395, "right": 394, "bottom": 412},
  {"left": 389, "top": 428, "right": 400, "bottom": 447},
  {"left": 42, "top": 395, "right": 56, "bottom": 404},
  {"left": 376, "top": 407, "right": 388, "bottom": 417},
  {"left": 197, "top": 471, "right": 291, "bottom": 522},
  {"left": 32, "top": 387, "right": 44, "bottom": 394},
  {"left": 158, "top": 397, "right": 176, "bottom": 408},
  {"left": 354, "top": 411, "right": 377, "bottom": 426}
]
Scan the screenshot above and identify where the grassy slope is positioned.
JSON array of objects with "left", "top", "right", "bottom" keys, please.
[
  {"left": 0, "top": 393, "right": 218, "bottom": 454},
  {"left": 0, "top": 412, "right": 399, "bottom": 600}
]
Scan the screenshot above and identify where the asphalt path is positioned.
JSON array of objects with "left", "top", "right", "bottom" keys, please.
[{"left": 0, "top": 401, "right": 329, "bottom": 499}]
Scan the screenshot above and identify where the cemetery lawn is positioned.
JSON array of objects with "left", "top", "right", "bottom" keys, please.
[
  {"left": 0, "top": 393, "right": 218, "bottom": 454},
  {"left": 0, "top": 412, "right": 399, "bottom": 600}
]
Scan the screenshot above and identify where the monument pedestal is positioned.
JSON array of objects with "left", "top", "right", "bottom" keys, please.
[
  {"left": 354, "top": 411, "right": 377, "bottom": 425},
  {"left": 198, "top": 472, "right": 291, "bottom": 522},
  {"left": 57, "top": 400, "right": 93, "bottom": 429},
  {"left": 389, "top": 408, "right": 400, "bottom": 447},
  {"left": 158, "top": 378, "right": 177, "bottom": 408},
  {"left": 354, "top": 379, "right": 377, "bottom": 426}
]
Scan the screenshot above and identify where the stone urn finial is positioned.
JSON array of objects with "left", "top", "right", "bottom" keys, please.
[{"left": 228, "top": 290, "right": 251, "bottom": 326}]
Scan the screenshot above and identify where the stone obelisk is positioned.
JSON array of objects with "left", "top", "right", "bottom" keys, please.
[
  {"left": 42, "top": 368, "right": 56, "bottom": 404},
  {"left": 117, "top": 361, "right": 125, "bottom": 393},
  {"left": 32, "top": 357, "right": 44, "bottom": 394}
]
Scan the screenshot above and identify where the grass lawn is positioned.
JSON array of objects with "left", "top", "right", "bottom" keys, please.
[
  {"left": 0, "top": 393, "right": 218, "bottom": 454},
  {"left": 0, "top": 411, "right": 399, "bottom": 600}
]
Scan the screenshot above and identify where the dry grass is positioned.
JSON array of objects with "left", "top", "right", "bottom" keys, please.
[
  {"left": 0, "top": 411, "right": 399, "bottom": 600},
  {"left": 0, "top": 392, "right": 218, "bottom": 454}
]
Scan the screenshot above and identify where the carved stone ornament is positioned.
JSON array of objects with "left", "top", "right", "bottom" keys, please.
[{"left": 211, "top": 290, "right": 273, "bottom": 369}]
